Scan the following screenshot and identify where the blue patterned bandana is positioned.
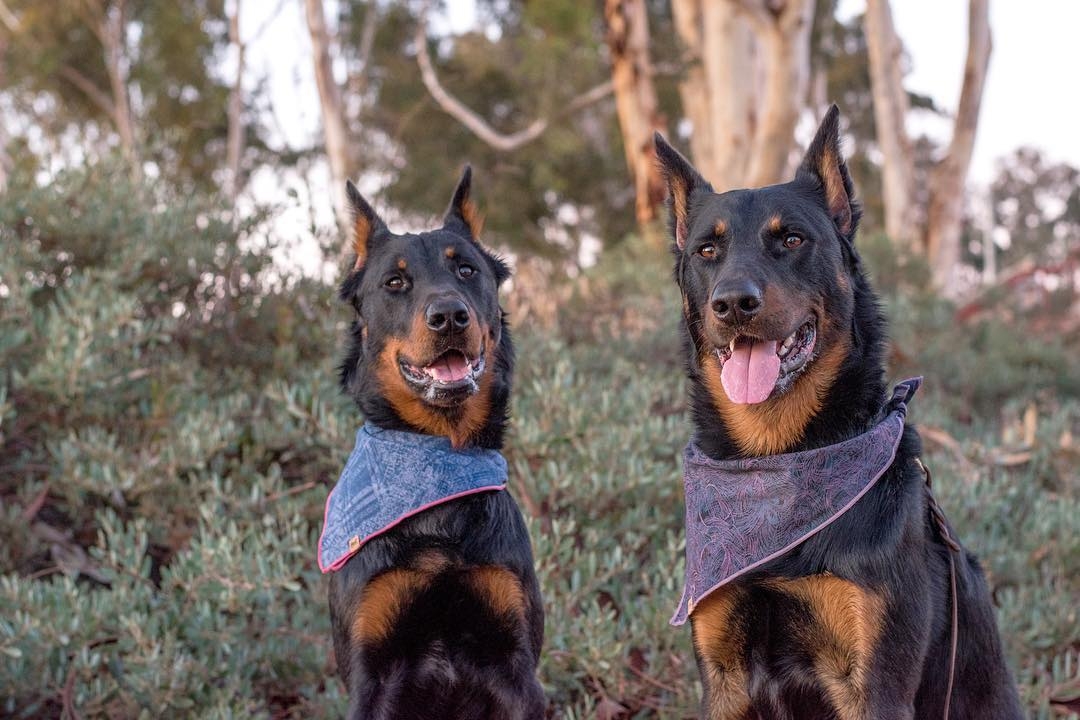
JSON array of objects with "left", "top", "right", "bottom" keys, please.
[
  {"left": 318, "top": 424, "right": 508, "bottom": 573},
  {"left": 671, "top": 378, "right": 921, "bottom": 625}
]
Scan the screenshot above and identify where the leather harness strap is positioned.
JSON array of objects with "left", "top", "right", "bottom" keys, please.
[{"left": 916, "top": 458, "right": 961, "bottom": 720}]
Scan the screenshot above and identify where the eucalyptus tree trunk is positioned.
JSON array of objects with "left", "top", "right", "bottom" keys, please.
[
  {"left": 21, "top": 0, "right": 140, "bottom": 178},
  {"left": 669, "top": 0, "right": 812, "bottom": 191},
  {"left": 304, "top": 0, "right": 352, "bottom": 239},
  {"left": 670, "top": 0, "right": 714, "bottom": 183},
  {"left": 925, "top": 0, "right": 992, "bottom": 290},
  {"left": 741, "top": 0, "right": 815, "bottom": 187},
  {"left": 225, "top": 0, "right": 245, "bottom": 203},
  {"left": 671, "top": 0, "right": 757, "bottom": 190},
  {"left": 604, "top": 0, "right": 668, "bottom": 231},
  {"left": 865, "top": 0, "right": 917, "bottom": 249},
  {"left": 865, "top": 0, "right": 992, "bottom": 291},
  {"left": 100, "top": 0, "right": 139, "bottom": 179},
  {"left": 0, "top": 31, "right": 9, "bottom": 193}
]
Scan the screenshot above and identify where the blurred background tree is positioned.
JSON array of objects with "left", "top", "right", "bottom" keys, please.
[
  {"left": 2, "top": 0, "right": 1074, "bottom": 290},
  {"left": 1, "top": 1, "right": 1078, "bottom": 717}
]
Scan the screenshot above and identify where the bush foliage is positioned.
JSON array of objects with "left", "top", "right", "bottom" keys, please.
[{"left": 1, "top": 169, "right": 1077, "bottom": 718}]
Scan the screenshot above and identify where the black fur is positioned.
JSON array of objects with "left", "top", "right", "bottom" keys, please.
[
  {"left": 656, "top": 106, "right": 1022, "bottom": 719},
  {"left": 328, "top": 168, "right": 544, "bottom": 719}
]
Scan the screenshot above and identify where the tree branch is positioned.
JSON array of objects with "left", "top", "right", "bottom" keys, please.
[
  {"left": 414, "top": 8, "right": 613, "bottom": 153},
  {"left": 0, "top": 0, "right": 20, "bottom": 31},
  {"left": 356, "top": 2, "right": 378, "bottom": 78},
  {"left": 58, "top": 63, "right": 117, "bottom": 119},
  {"left": 250, "top": 0, "right": 287, "bottom": 42},
  {"left": 73, "top": 0, "right": 108, "bottom": 47},
  {"left": 347, "top": 3, "right": 379, "bottom": 98}
]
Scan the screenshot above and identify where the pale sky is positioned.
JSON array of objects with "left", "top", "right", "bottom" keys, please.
[{"left": 240, "top": 1, "right": 1080, "bottom": 275}]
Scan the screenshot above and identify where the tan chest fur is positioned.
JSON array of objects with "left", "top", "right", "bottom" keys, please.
[{"left": 692, "top": 575, "right": 886, "bottom": 720}]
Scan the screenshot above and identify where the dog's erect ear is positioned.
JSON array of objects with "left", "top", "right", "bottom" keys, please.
[
  {"left": 346, "top": 180, "right": 388, "bottom": 272},
  {"left": 443, "top": 165, "right": 484, "bottom": 239},
  {"left": 796, "top": 105, "right": 857, "bottom": 237},
  {"left": 654, "top": 132, "right": 713, "bottom": 250},
  {"left": 442, "top": 165, "right": 508, "bottom": 286}
]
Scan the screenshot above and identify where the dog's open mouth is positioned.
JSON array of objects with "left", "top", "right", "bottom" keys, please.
[
  {"left": 399, "top": 346, "right": 486, "bottom": 405},
  {"left": 714, "top": 316, "right": 817, "bottom": 405}
]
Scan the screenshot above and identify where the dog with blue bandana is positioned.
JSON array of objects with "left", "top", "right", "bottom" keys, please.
[{"left": 321, "top": 167, "right": 544, "bottom": 719}]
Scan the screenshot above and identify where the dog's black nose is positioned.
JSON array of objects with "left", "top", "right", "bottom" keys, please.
[
  {"left": 425, "top": 297, "right": 471, "bottom": 334},
  {"left": 711, "top": 280, "right": 763, "bottom": 325}
]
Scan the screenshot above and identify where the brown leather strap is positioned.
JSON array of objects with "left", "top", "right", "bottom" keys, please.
[{"left": 916, "top": 458, "right": 960, "bottom": 720}]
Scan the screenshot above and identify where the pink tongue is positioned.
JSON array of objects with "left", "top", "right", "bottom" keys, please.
[
  {"left": 720, "top": 338, "right": 780, "bottom": 404},
  {"left": 428, "top": 353, "right": 470, "bottom": 383}
]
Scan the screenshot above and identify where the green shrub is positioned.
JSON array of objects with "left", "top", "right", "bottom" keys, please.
[{"left": 1, "top": 176, "right": 1076, "bottom": 718}]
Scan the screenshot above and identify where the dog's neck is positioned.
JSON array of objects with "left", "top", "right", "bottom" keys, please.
[
  {"left": 344, "top": 321, "right": 514, "bottom": 451},
  {"left": 361, "top": 376, "right": 511, "bottom": 450},
  {"left": 688, "top": 270, "right": 888, "bottom": 460}
]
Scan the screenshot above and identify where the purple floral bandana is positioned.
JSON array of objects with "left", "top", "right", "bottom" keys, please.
[
  {"left": 317, "top": 424, "right": 507, "bottom": 573},
  {"left": 672, "top": 377, "right": 921, "bottom": 625}
]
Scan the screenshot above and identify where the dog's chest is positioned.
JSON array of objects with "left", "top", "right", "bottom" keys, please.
[
  {"left": 352, "top": 558, "right": 528, "bottom": 647},
  {"left": 691, "top": 575, "right": 887, "bottom": 720}
]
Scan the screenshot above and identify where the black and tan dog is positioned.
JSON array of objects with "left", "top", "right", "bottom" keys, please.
[
  {"left": 655, "top": 107, "right": 1022, "bottom": 719},
  {"left": 325, "top": 168, "right": 544, "bottom": 719}
]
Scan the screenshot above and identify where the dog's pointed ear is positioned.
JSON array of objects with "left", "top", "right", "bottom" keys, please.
[
  {"left": 655, "top": 132, "right": 712, "bottom": 250},
  {"left": 797, "top": 105, "right": 857, "bottom": 237},
  {"left": 443, "top": 166, "right": 510, "bottom": 286},
  {"left": 346, "top": 180, "right": 388, "bottom": 272},
  {"left": 444, "top": 165, "right": 484, "bottom": 239}
]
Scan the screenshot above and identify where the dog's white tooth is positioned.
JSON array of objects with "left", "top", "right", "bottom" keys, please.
[{"left": 729, "top": 338, "right": 736, "bottom": 352}]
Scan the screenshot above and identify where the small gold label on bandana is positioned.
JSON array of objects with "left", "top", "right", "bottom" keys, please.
[{"left": 348, "top": 536, "right": 361, "bottom": 552}]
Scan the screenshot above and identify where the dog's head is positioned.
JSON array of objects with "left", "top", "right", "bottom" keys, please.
[
  {"left": 339, "top": 167, "right": 513, "bottom": 448},
  {"left": 657, "top": 106, "right": 868, "bottom": 455}
]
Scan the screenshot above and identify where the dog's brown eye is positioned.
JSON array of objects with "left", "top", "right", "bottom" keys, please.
[
  {"left": 783, "top": 234, "right": 804, "bottom": 249},
  {"left": 458, "top": 264, "right": 475, "bottom": 278},
  {"left": 385, "top": 276, "right": 404, "bottom": 290},
  {"left": 698, "top": 243, "right": 717, "bottom": 259}
]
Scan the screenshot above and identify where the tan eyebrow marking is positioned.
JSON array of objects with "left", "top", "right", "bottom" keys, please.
[
  {"left": 768, "top": 215, "right": 783, "bottom": 233},
  {"left": 445, "top": 247, "right": 456, "bottom": 258},
  {"left": 714, "top": 219, "right": 727, "bottom": 236},
  {"left": 397, "top": 258, "right": 407, "bottom": 270}
]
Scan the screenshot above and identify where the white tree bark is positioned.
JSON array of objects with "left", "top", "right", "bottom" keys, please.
[
  {"left": 865, "top": 0, "right": 917, "bottom": 249},
  {"left": 68, "top": 0, "right": 139, "bottom": 177},
  {"left": 0, "top": 28, "right": 10, "bottom": 193},
  {"left": 671, "top": 0, "right": 759, "bottom": 190},
  {"left": 671, "top": 0, "right": 717, "bottom": 183},
  {"left": 670, "top": 0, "right": 811, "bottom": 191},
  {"left": 703, "top": 0, "right": 759, "bottom": 190},
  {"left": 739, "top": 0, "right": 814, "bottom": 187},
  {"left": 100, "top": 0, "right": 138, "bottom": 178},
  {"left": 225, "top": 0, "right": 245, "bottom": 203},
  {"left": 604, "top": 0, "right": 667, "bottom": 227},
  {"left": 304, "top": 0, "right": 352, "bottom": 237},
  {"left": 925, "top": 0, "right": 992, "bottom": 291}
]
